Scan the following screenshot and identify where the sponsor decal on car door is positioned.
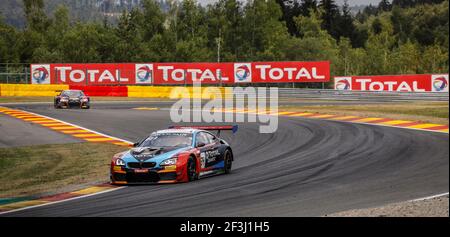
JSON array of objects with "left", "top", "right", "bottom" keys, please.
[{"left": 197, "top": 132, "right": 220, "bottom": 171}]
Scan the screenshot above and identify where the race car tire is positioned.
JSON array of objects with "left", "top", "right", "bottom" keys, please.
[
  {"left": 187, "top": 156, "right": 198, "bottom": 182},
  {"left": 223, "top": 149, "right": 232, "bottom": 174}
]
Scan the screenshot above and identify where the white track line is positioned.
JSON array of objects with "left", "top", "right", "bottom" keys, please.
[
  {"left": 0, "top": 107, "right": 133, "bottom": 215},
  {"left": 19, "top": 109, "right": 133, "bottom": 144},
  {"left": 411, "top": 192, "right": 449, "bottom": 202},
  {"left": 0, "top": 187, "right": 126, "bottom": 216},
  {"left": 3, "top": 102, "right": 448, "bottom": 135},
  {"left": 174, "top": 108, "right": 449, "bottom": 134},
  {"left": 1, "top": 106, "right": 448, "bottom": 215},
  {"left": 326, "top": 119, "right": 449, "bottom": 134}
]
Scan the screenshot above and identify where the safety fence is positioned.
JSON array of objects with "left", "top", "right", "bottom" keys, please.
[
  {"left": 276, "top": 88, "right": 449, "bottom": 101},
  {"left": 3, "top": 63, "right": 448, "bottom": 93},
  {"left": 0, "top": 84, "right": 448, "bottom": 102},
  {"left": 0, "top": 64, "right": 30, "bottom": 84},
  {"left": 0, "top": 63, "right": 329, "bottom": 89},
  {"left": 28, "top": 62, "right": 330, "bottom": 85}
]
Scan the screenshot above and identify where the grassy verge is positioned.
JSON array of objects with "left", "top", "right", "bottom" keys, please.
[
  {"left": 280, "top": 101, "right": 449, "bottom": 125},
  {"left": 0, "top": 143, "right": 127, "bottom": 198}
]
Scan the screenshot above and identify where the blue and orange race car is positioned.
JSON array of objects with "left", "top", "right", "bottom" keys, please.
[{"left": 110, "top": 125, "right": 237, "bottom": 184}]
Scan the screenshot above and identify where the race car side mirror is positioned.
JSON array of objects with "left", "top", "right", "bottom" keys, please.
[{"left": 196, "top": 142, "right": 206, "bottom": 148}]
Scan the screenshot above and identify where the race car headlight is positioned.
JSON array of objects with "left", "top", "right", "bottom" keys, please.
[
  {"left": 115, "top": 158, "right": 125, "bottom": 166},
  {"left": 160, "top": 157, "right": 178, "bottom": 166}
]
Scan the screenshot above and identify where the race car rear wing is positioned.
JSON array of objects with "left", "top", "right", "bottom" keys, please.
[{"left": 168, "top": 125, "right": 238, "bottom": 136}]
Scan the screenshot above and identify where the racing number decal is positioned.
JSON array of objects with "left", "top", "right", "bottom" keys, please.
[
  {"left": 200, "top": 152, "right": 206, "bottom": 168},
  {"left": 200, "top": 149, "right": 220, "bottom": 168}
]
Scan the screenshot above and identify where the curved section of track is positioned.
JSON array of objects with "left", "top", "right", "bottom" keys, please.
[{"left": 2, "top": 103, "right": 448, "bottom": 216}]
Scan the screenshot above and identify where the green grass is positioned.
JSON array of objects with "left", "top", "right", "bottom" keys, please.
[{"left": 0, "top": 143, "right": 127, "bottom": 198}]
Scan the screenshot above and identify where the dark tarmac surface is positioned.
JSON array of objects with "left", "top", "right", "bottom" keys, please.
[
  {"left": 1, "top": 102, "right": 448, "bottom": 216},
  {"left": 0, "top": 114, "right": 81, "bottom": 148}
]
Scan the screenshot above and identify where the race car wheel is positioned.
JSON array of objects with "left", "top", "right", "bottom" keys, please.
[
  {"left": 187, "top": 156, "right": 197, "bottom": 182},
  {"left": 224, "top": 150, "right": 232, "bottom": 174}
]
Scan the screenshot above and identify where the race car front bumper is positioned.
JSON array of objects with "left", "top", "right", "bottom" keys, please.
[
  {"left": 59, "top": 100, "right": 89, "bottom": 108},
  {"left": 110, "top": 165, "right": 181, "bottom": 184}
]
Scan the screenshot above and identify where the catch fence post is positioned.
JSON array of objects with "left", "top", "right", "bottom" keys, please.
[
  {"left": 25, "top": 65, "right": 28, "bottom": 84},
  {"left": 86, "top": 68, "right": 88, "bottom": 86},
  {"left": 6, "top": 63, "right": 8, "bottom": 84},
  {"left": 55, "top": 67, "right": 58, "bottom": 84}
]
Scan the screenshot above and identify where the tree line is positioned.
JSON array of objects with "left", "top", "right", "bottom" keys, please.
[{"left": 0, "top": 0, "right": 448, "bottom": 79}]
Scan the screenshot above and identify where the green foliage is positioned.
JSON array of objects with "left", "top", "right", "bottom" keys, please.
[
  {"left": 421, "top": 43, "right": 449, "bottom": 73},
  {"left": 0, "top": 16, "right": 21, "bottom": 63},
  {"left": 142, "top": 0, "right": 165, "bottom": 41},
  {"left": 60, "top": 23, "right": 103, "bottom": 63},
  {"left": 23, "top": 0, "right": 50, "bottom": 32},
  {"left": 293, "top": 10, "right": 338, "bottom": 62},
  {"left": 0, "top": 0, "right": 447, "bottom": 78}
]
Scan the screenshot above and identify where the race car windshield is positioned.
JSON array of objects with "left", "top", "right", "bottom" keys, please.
[
  {"left": 140, "top": 133, "right": 193, "bottom": 147},
  {"left": 62, "top": 91, "right": 84, "bottom": 97}
]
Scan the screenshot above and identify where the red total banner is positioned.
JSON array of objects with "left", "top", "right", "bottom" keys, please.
[
  {"left": 30, "top": 63, "right": 136, "bottom": 85},
  {"left": 153, "top": 63, "right": 234, "bottom": 84},
  {"left": 334, "top": 74, "right": 449, "bottom": 92},
  {"left": 30, "top": 61, "right": 330, "bottom": 85},
  {"left": 251, "top": 61, "right": 330, "bottom": 83}
]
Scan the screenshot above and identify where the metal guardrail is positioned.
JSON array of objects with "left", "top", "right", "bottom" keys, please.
[{"left": 229, "top": 88, "right": 449, "bottom": 102}]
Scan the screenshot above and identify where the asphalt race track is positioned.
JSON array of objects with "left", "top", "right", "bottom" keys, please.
[
  {"left": 1, "top": 102, "right": 448, "bottom": 216},
  {"left": 0, "top": 114, "right": 81, "bottom": 148}
]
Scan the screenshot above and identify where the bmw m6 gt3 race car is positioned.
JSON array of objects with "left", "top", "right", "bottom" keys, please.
[
  {"left": 110, "top": 125, "right": 238, "bottom": 184},
  {"left": 54, "top": 90, "right": 90, "bottom": 109}
]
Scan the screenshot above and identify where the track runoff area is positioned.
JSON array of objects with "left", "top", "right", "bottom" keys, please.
[{"left": 0, "top": 63, "right": 448, "bottom": 231}]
